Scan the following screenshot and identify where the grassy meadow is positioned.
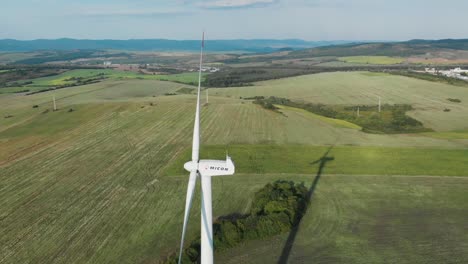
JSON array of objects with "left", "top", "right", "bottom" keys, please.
[
  {"left": 209, "top": 71, "right": 468, "bottom": 131},
  {"left": 1, "top": 72, "right": 468, "bottom": 263},
  {"left": 166, "top": 145, "right": 468, "bottom": 176},
  {"left": 216, "top": 174, "right": 468, "bottom": 264}
]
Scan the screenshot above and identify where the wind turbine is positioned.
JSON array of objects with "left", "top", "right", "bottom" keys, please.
[
  {"left": 378, "top": 95, "right": 381, "bottom": 113},
  {"left": 53, "top": 95, "right": 57, "bottom": 111},
  {"left": 178, "top": 32, "right": 235, "bottom": 264}
]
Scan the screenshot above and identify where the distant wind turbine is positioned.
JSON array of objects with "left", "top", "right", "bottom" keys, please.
[
  {"left": 53, "top": 95, "right": 57, "bottom": 111},
  {"left": 178, "top": 32, "right": 235, "bottom": 264},
  {"left": 378, "top": 95, "right": 381, "bottom": 113}
]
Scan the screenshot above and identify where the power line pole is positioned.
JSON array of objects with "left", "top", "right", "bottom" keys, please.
[
  {"left": 206, "top": 89, "right": 209, "bottom": 104},
  {"left": 378, "top": 96, "right": 381, "bottom": 113},
  {"left": 53, "top": 95, "right": 57, "bottom": 111},
  {"left": 357, "top": 106, "right": 360, "bottom": 117}
]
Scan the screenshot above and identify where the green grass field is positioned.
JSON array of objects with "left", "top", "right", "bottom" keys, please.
[
  {"left": 1, "top": 75, "right": 468, "bottom": 263},
  {"left": 338, "top": 56, "right": 405, "bottom": 65},
  {"left": 24, "top": 69, "right": 204, "bottom": 86},
  {"left": 216, "top": 174, "right": 468, "bottom": 264},
  {"left": 0, "top": 69, "right": 205, "bottom": 95},
  {"left": 166, "top": 145, "right": 468, "bottom": 176},
  {"left": 209, "top": 71, "right": 468, "bottom": 131}
]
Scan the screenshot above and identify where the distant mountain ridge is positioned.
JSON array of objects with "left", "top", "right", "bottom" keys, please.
[
  {"left": 292, "top": 39, "right": 468, "bottom": 57},
  {"left": 0, "top": 38, "right": 353, "bottom": 52}
]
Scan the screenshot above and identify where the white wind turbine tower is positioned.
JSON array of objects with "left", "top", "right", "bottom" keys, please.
[{"left": 178, "top": 32, "right": 235, "bottom": 264}]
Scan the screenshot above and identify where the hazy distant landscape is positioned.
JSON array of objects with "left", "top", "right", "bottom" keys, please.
[{"left": 0, "top": 38, "right": 354, "bottom": 53}]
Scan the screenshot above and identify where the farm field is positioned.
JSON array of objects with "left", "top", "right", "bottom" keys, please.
[
  {"left": 338, "top": 56, "right": 405, "bottom": 65},
  {"left": 166, "top": 145, "right": 468, "bottom": 176},
  {"left": 216, "top": 174, "right": 468, "bottom": 264},
  {"left": 209, "top": 71, "right": 468, "bottom": 131},
  {"left": 0, "top": 69, "right": 204, "bottom": 94},
  {"left": 27, "top": 69, "right": 203, "bottom": 85},
  {"left": 1, "top": 75, "right": 468, "bottom": 263}
]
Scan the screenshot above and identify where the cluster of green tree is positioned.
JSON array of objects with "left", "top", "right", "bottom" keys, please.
[
  {"left": 386, "top": 70, "right": 468, "bottom": 87},
  {"left": 25, "top": 76, "right": 106, "bottom": 95},
  {"left": 61, "top": 74, "right": 107, "bottom": 86},
  {"left": 146, "top": 67, "right": 185, "bottom": 74},
  {"left": 242, "top": 96, "right": 265, "bottom": 100},
  {"left": 0, "top": 66, "right": 104, "bottom": 89},
  {"left": 203, "top": 66, "right": 346, "bottom": 87},
  {"left": 253, "top": 97, "right": 432, "bottom": 134},
  {"left": 447, "top": 98, "right": 462, "bottom": 103},
  {"left": 253, "top": 97, "right": 280, "bottom": 111},
  {"left": 203, "top": 65, "right": 435, "bottom": 88},
  {"left": 358, "top": 107, "right": 430, "bottom": 134},
  {"left": 163, "top": 180, "right": 309, "bottom": 264},
  {"left": 6, "top": 81, "right": 33, "bottom": 87},
  {"left": 176, "top": 88, "right": 195, "bottom": 94},
  {"left": 62, "top": 76, "right": 105, "bottom": 86},
  {"left": 13, "top": 89, "right": 30, "bottom": 93},
  {"left": 0, "top": 68, "right": 66, "bottom": 88},
  {"left": 203, "top": 68, "right": 267, "bottom": 87}
]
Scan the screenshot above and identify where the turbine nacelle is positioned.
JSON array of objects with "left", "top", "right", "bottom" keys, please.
[{"left": 184, "top": 156, "right": 235, "bottom": 177}]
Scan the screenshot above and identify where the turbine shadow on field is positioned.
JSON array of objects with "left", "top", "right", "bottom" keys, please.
[{"left": 277, "top": 146, "right": 335, "bottom": 264}]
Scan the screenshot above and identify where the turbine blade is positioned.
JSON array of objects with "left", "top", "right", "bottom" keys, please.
[
  {"left": 191, "top": 32, "right": 204, "bottom": 162},
  {"left": 200, "top": 173, "right": 214, "bottom": 263},
  {"left": 178, "top": 170, "right": 198, "bottom": 264}
]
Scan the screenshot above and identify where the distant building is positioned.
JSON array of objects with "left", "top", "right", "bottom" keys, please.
[
  {"left": 201, "top": 66, "right": 220, "bottom": 73},
  {"left": 430, "top": 67, "right": 468, "bottom": 81},
  {"left": 103, "top": 61, "right": 112, "bottom": 67},
  {"left": 425, "top": 68, "right": 436, "bottom": 73}
]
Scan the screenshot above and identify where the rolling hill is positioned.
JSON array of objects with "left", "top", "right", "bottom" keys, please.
[{"left": 291, "top": 39, "right": 468, "bottom": 57}]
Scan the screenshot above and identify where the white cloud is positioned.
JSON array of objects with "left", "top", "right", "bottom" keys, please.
[
  {"left": 78, "top": 8, "right": 189, "bottom": 17},
  {"left": 199, "top": 0, "right": 277, "bottom": 9}
]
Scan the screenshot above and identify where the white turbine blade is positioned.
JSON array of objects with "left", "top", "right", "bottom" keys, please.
[
  {"left": 200, "top": 174, "right": 214, "bottom": 264},
  {"left": 191, "top": 32, "right": 204, "bottom": 162},
  {"left": 178, "top": 170, "right": 198, "bottom": 264}
]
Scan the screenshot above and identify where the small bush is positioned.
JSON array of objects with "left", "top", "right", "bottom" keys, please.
[
  {"left": 32, "top": 105, "right": 39, "bottom": 108},
  {"left": 447, "top": 98, "right": 462, "bottom": 103}
]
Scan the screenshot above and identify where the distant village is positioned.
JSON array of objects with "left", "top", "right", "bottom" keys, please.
[
  {"left": 424, "top": 67, "right": 468, "bottom": 81},
  {"left": 102, "top": 61, "right": 220, "bottom": 74}
]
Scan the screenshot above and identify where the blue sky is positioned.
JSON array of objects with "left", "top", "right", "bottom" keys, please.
[{"left": 2, "top": 0, "right": 468, "bottom": 40}]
